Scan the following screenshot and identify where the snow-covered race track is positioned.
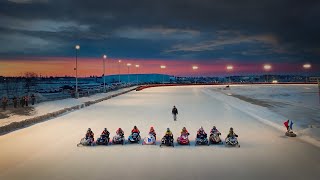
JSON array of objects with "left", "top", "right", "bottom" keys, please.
[{"left": 0, "top": 86, "right": 319, "bottom": 180}]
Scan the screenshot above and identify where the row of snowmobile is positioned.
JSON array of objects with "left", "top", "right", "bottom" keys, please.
[
  {"left": 77, "top": 132, "right": 140, "bottom": 146},
  {"left": 159, "top": 132, "right": 239, "bottom": 147},
  {"left": 77, "top": 127, "right": 240, "bottom": 148}
]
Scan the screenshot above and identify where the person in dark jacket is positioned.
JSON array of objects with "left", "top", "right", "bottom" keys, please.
[
  {"left": 197, "top": 126, "right": 207, "bottom": 138},
  {"left": 2, "top": 96, "right": 8, "bottom": 110},
  {"left": 31, "top": 94, "right": 36, "bottom": 105},
  {"left": 226, "top": 127, "right": 238, "bottom": 138},
  {"left": 172, "top": 105, "right": 178, "bottom": 121},
  {"left": 12, "top": 96, "right": 18, "bottom": 108},
  {"left": 99, "top": 128, "right": 110, "bottom": 143},
  {"left": 85, "top": 128, "right": 95, "bottom": 142},
  {"left": 20, "top": 97, "right": 25, "bottom": 107},
  {"left": 101, "top": 128, "right": 110, "bottom": 138},
  {"left": 24, "top": 95, "right": 29, "bottom": 107}
]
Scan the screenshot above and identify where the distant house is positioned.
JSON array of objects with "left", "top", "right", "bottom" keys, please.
[{"left": 309, "top": 77, "right": 320, "bottom": 82}]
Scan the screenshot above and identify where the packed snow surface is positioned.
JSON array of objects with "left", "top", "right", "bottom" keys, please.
[{"left": 0, "top": 85, "right": 319, "bottom": 180}]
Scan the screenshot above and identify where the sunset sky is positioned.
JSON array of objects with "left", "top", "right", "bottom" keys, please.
[{"left": 0, "top": 0, "right": 319, "bottom": 77}]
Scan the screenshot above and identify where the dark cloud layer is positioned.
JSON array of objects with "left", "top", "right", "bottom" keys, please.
[{"left": 0, "top": 0, "right": 319, "bottom": 64}]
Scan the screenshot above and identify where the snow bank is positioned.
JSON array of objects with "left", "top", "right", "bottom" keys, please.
[{"left": 0, "top": 86, "right": 137, "bottom": 135}]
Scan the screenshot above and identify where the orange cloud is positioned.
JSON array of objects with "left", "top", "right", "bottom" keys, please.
[{"left": 0, "top": 57, "right": 317, "bottom": 77}]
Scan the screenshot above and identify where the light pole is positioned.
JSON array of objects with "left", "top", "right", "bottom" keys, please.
[
  {"left": 303, "top": 63, "right": 311, "bottom": 83},
  {"left": 118, "top": 60, "right": 121, "bottom": 83},
  {"left": 226, "top": 65, "right": 233, "bottom": 85},
  {"left": 103, "top": 55, "right": 107, "bottom": 92},
  {"left": 160, "top": 65, "right": 166, "bottom": 84},
  {"left": 192, "top": 65, "right": 199, "bottom": 84},
  {"left": 127, "top": 63, "right": 131, "bottom": 83},
  {"left": 75, "top": 45, "right": 80, "bottom": 98},
  {"left": 263, "top": 64, "right": 272, "bottom": 83},
  {"left": 135, "top": 64, "right": 140, "bottom": 84}
]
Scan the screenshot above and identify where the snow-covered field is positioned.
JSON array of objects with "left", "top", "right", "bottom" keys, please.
[
  {"left": 213, "top": 84, "right": 320, "bottom": 143},
  {"left": 0, "top": 85, "right": 319, "bottom": 180}
]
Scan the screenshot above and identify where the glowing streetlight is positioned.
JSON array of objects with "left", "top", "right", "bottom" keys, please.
[
  {"left": 226, "top": 65, "right": 233, "bottom": 70},
  {"left": 192, "top": 66, "right": 199, "bottom": 84},
  {"left": 118, "top": 60, "right": 122, "bottom": 83},
  {"left": 263, "top": 64, "right": 272, "bottom": 83},
  {"left": 303, "top": 63, "right": 311, "bottom": 82},
  {"left": 135, "top": 64, "right": 140, "bottom": 84},
  {"left": 74, "top": 45, "right": 80, "bottom": 98},
  {"left": 264, "top": 64, "right": 272, "bottom": 71},
  {"left": 226, "top": 65, "right": 233, "bottom": 85},
  {"left": 102, "top": 55, "right": 107, "bottom": 92},
  {"left": 127, "top": 63, "right": 131, "bottom": 83},
  {"left": 160, "top": 65, "right": 166, "bottom": 84}
]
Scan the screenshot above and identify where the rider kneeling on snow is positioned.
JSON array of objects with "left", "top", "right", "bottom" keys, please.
[
  {"left": 116, "top": 128, "right": 124, "bottom": 138},
  {"left": 149, "top": 126, "right": 156, "bottom": 139},
  {"left": 86, "top": 128, "right": 94, "bottom": 142},
  {"left": 210, "top": 126, "right": 221, "bottom": 136},
  {"left": 131, "top": 126, "right": 140, "bottom": 135},
  {"left": 226, "top": 127, "right": 238, "bottom": 138},
  {"left": 181, "top": 127, "right": 189, "bottom": 136},
  {"left": 101, "top": 128, "right": 110, "bottom": 138},
  {"left": 163, "top": 128, "right": 173, "bottom": 141},
  {"left": 197, "top": 126, "right": 207, "bottom": 138}
]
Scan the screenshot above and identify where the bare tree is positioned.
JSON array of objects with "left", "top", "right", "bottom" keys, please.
[{"left": 24, "top": 72, "right": 38, "bottom": 94}]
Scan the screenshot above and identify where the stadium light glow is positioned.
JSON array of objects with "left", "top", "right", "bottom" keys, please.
[
  {"left": 264, "top": 64, "right": 272, "bottom": 70},
  {"left": 303, "top": 63, "right": 311, "bottom": 69}
]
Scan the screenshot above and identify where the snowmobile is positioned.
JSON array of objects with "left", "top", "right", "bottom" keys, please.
[
  {"left": 128, "top": 132, "right": 141, "bottom": 143},
  {"left": 77, "top": 137, "right": 95, "bottom": 147},
  {"left": 225, "top": 136, "right": 240, "bottom": 148},
  {"left": 160, "top": 135, "right": 174, "bottom": 147},
  {"left": 177, "top": 134, "right": 190, "bottom": 145},
  {"left": 285, "top": 130, "right": 296, "bottom": 137},
  {"left": 209, "top": 132, "right": 223, "bottom": 145},
  {"left": 284, "top": 120, "right": 296, "bottom": 137},
  {"left": 112, "top": 134, "right": 125, "bottom": 145},
  {"left": 142, "top": 134, "right": 157, "bottom": 145},
  {"left": 96, "top": 135, "right": 110, "bottom": 145},
  {"left": 195, "top": 134, "right": 209, "bottom": 146}
]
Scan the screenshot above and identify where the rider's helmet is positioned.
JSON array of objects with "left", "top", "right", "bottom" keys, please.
[
  {"left": 104, "top": 128, "right": 107, "bottom": 131},
  {"left": 134, "top": 125, "right": 137, "bottom": 129},
  {"left": 213, "top": 126, "right": 216, "bottom": 129},
  {"left": 167, "top": 128, "right": 170, "bottom": 132}
]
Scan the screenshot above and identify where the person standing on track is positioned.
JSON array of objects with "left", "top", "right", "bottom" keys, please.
[{"left": 172, "top": 105, "right": 178, "bottom": 121}]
